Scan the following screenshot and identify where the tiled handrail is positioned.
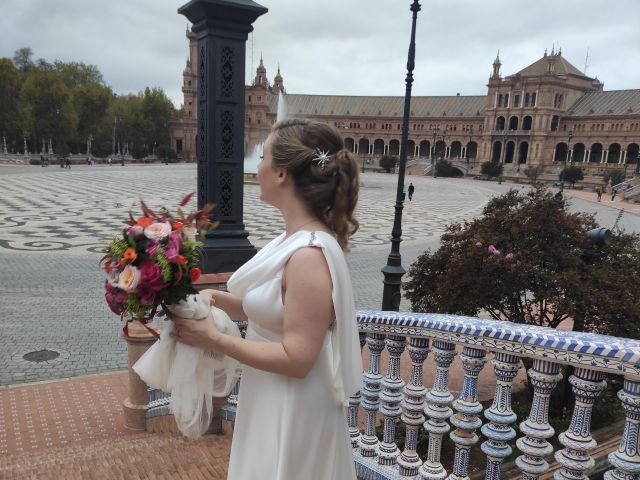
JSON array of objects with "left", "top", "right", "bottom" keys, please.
[
  {"left": 351, "top": 310, "right": 640, "bottom": 480},
  {"left": 356, "top": 311, "right": 640, "bottom": 379}
]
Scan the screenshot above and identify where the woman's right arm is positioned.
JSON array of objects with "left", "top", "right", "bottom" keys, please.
[{"left": 206, "top": 289, "right": 247, "bottom": 321}]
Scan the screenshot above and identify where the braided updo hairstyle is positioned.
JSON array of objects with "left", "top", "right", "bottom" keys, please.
[{"left": 269, "top": 119, "right": 359, "bottom": 250}]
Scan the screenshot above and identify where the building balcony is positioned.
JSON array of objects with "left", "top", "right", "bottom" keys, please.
[
  {"left": 491, "top": 129, "right": 532, "bottom": 136},
  {"left": 148, "top": 310, "right": 638, "bottom": 480}
]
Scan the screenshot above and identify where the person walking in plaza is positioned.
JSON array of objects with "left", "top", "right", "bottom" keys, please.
[
  {"left": 408, "top": 182, "right": 415, "bottom": 201},
  {"left": 596, "top": 186, "right": 602, "bottom": 202},
  {"left": 611, "top": 187, "right": 618, "bottom": 201},
  {"left": 170, "top": 119, "right": 362, "bottom": 480}
]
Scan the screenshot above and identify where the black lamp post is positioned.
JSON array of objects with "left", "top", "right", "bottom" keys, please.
[
  {"left": 381, "top": 0, "right": 421, "bottom": 312},
  {"left": 431, "top": 126, "right": 438, "bottom": 178}
]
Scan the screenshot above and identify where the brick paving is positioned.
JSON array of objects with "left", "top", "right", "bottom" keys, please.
[{"left": 0, "top": 372, "right": 232, "bottom": 479}]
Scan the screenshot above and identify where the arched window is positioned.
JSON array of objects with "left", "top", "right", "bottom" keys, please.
[
  {"left": 531, "top": 92, "right": 537, "bottom": 106},
  {"left": 522, "top": 116, "right": 533, "bottom": 131},
  {"left": 495, "top": 116, "right": 506, "bottom": 131},
  {"left": 524, "top": 93, "right": 530, "bottom": 107},
  {"left": 550, "top": 115, "right": 560, "bottom": 132},
  {"left": 498, "top": 94, "right": 503, "bottom": 107}
]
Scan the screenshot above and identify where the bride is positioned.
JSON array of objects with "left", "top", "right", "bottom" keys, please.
[{"left": 170, "top": 119, "right": 363, "bottom": 479}]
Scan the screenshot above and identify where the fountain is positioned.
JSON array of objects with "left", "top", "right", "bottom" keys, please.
[{"left": 243, "top": 91, "right": 287, "bottom": 174}]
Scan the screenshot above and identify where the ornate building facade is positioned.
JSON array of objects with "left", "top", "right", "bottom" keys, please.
[{"left": 170, "top": 30, "right": 640, "bottom": 174}]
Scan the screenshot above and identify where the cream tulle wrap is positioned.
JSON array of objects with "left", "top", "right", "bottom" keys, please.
[{"left": 133, "top": 294, "right": 240, "bottom": 438}]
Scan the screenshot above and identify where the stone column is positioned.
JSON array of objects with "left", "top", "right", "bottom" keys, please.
[
  {"left": 554, "top": 368, "right": 607, "bottom": 480},
  {"left": 481, "top": 353, "right": 521, "bottom": 480},
  {"left": 178, "top": 0, "right": 265, "bottom": 274},
  {"left": 378, "top": 335, "right": 407, "bottom": 465},
  {"left": 360, "top": 333, "right": 385, "bottom": 457},
  {"left": 122, "top": 319, "right": 159, "bottom": 430},
  {"left": 604, "top": 378, "right": 640, "bottom": 480},
  {"left": 420, "top": 340, "right": 456, "bottom": 480},
  {"left": 516, "top": 360, "right": 563, "bottom": 480},
  {"left": 398, "top": 337, "right": 430, "bottom": 476},
  {"left": 447, "top": 347, "right": 488, "bottom": 480}
]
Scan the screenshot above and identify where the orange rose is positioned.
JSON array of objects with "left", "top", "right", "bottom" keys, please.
[
  {"left": 189, "top": 267, "right": 201, "bottom": 283},
  {"left": 172, "top": 221, "right": 184, "bottom": 231},
  {"left": 124, "top": 247, "right": 137, "bottom": 262},
  {"left": 137, "top": 217, "right": 153, "bottom": 228}
]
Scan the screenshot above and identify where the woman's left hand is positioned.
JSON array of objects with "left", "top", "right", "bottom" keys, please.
[{"left": 170, "top": 310, "right": 221, "bottom": 350}]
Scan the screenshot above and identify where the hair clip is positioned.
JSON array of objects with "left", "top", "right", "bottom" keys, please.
[{"left": 312, "top": 149, "right": 331, "bottom": 169}]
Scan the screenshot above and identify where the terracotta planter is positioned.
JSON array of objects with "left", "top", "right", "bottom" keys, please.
[{"left": 122, "top": 319, "right": 159, "bottom": 430}]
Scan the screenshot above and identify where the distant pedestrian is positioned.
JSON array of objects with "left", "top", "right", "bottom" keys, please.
[
  {"left": 596, "top": 186, "right": 602, "bottom": 202},
  {"left": 408, "top": 182, "right": 415, "bottom": 201},
  {"left": 108, "top": 157, "right": 112, "bottom": 166},
  {"left": 65, "top": 157, "right": 71, "bottom": 169},
  {"left": 611, "top": 188, "right": 618, "bottom": 201},
  {"left": 40, "top": 155, "right": 45, "bottom": 167},
  {"left": 554, "top": 191, "right": 563, "bottom": 201}
]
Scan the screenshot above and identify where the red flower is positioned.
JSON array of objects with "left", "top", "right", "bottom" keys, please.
[{"left": 190, "top": 267, "right": 201, "bottom": 283}]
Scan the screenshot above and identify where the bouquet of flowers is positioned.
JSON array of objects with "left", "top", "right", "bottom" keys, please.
[{"left": 101, "top": 193, "right": 216, "bottom": 335}]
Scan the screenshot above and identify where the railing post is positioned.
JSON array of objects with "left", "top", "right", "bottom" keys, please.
[
  {"left": 349, "top": 332, "right": 368, "bottom": 448},
  {"left": 516, "top": 360, "right": 563, "bottom": 480},
  {"left": 378, "top": 335, "right": 407, "bottom": 465},
  {"left": 360, "top": 333, "right": 385, "bottom": 457},
  {"left": 604, "top": 378, "right": 640, "bottom": 480},
  {"left": 420, "top": 340, "right": 456, "bottom": 480},
  {"left": 554, "top": 368, "right": 607, "bottom": 480},
  {"left": 447, "top": 347, "right": 488, "bottom": 480},
  {"left": 481, "top": 353, "right": 521, "bottom": 480},
  {"left": 398, "top": 337, "right": 430, "bottom": 476}
]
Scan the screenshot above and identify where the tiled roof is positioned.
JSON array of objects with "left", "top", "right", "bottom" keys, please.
[
  {"left": 515, "top": 53, "right": 588, "bottom": 78},
  {"left": 269, "top": 94, "right": 486, "bottom": 118},
  {"left": 568, "top": 90, "right": 640, "bottom": 116}
]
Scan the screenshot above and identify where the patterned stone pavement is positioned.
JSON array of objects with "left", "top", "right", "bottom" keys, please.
[{"left": 1, "top": 164, "right": 638, "bottom": 386}]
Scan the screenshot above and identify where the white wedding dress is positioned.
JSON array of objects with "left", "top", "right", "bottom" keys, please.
[{"left": 226, "top": 230, "right": 362, "bottom": 480}]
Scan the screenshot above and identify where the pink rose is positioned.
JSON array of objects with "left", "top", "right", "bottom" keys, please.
[
  {"left": 144, "top": 222, "right": 171, "bottom": 241},
  {"left": 117, "top": 265, "right": 141, "bottom": 292},
  {"left": 488, "top": 245, "right": 501, "bottom": 256},
  {"left": 164, "top": 232, "right": 181, "bottom": 260},
  {"left": 505, "top": 253, "right": 514, "bottom": 262},
  {"left": 139, "top": 261, "right": 162, "bottom": 284}
]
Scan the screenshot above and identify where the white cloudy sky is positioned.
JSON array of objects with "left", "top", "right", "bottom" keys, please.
[{"left": 2, "top": 0, "right": 639, "bottom": 108}]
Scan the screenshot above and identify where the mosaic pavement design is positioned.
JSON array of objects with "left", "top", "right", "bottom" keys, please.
[{"left": 0, "top": 166, "right": 491, "bottom": 253}]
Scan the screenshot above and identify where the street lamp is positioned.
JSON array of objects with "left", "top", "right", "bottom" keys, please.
[
  {"left": 431, "top": 126, "right": 438, "bottom": 178},
  {"left": 381, "top": 0, "right": 421, "bottom": 312}
]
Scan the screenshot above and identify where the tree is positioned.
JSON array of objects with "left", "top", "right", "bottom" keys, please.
[
  {"left": 560, "top": 166, "right": 584, "bottom": 187},
  {"left": 13, "top": 47, "right": 34, "bottom": 71},
  {"left": 403, "top": 187, "right": 640, "bottom": 339},
  {"left": 141, "top": 87, "right": 174, "bottom": 154},
  {"left": 524, "top": 165, "right": 543, "bottom": 184},
  {"left": 379, "top": 155, "right": 397, "bottom": 173},
  {"left": 0, "top": 59, "right": 24, "bottom": 140},
  {"left": 603, "top": 169, "right": 626, "bottom": 186},
  {"left": 71, "top": 83, "right": 113, "bottom": 151},
  {"left": 480, "top": 161, "right": 503, "bottom": 178},
  {"left": 20, "top": 70, "right": 78, "bottom": 151},
  {"left": 53, "top": 60, "right": 104, "bottom": 88}
]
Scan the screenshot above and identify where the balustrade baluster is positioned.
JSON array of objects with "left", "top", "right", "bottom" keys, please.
[
  {"left": 481, "top": 353, "right": 521, "bottom": 480},
  {"left": 604, "top": 378, "right": 640, "bottom": 480},
  {"left": 554, "top": 368, "right": 607, "bottom": 480},
  {"left": 360, "top": 333, "right": 386, "bottom": 457},
  {"left": 398, "top": 337, "right": 430, "bottom": 476},
  {"left": 349, "top": 332, "right": 368, "bottom": 448},
  {"left": 420, "top": 341, "right": 457, "bottom": 480},
  {"left": 446, "top": 347, "right": 488, "bottom": 480},
  {"left": 378, "top": 335, "right": 407, "bottom": 465},
  {"left": 516, "top": 360, "right": 563, "bottom": 480}
]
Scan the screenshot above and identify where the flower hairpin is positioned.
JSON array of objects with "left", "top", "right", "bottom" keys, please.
[{"left": 312, "top": 149, "right": 331, "bottom": 169}]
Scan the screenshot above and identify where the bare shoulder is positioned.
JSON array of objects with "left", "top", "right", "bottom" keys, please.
[{"left": 287, "top": 246, "right": 329, "bottom": 274}]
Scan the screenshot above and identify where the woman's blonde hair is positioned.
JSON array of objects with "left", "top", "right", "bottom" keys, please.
[{"left": 269, "top": 119, "right": 359, "bottom": 250}]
